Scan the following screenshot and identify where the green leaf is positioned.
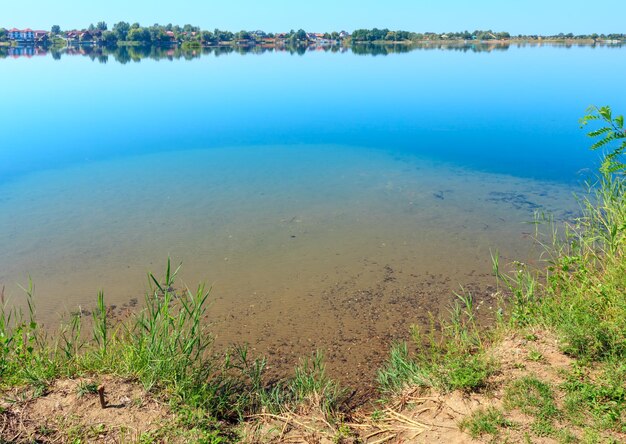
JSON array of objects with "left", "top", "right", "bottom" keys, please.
[{"left": 598, "top": 106, "right": 612, "bottom": 121}]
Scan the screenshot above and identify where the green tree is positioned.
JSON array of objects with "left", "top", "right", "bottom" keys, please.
[
  {"left": 150, "top": 29, "right": 172, "bottom": 44},
  {"left": 96, "top": 21, "right": 108, "bottom": 31},
  {"left": 51, "top": 25, "right": 61, "bottom": 34},
  {"left": 201, "top": 31, "right": 215, "bottom": 43},
  {"left": 101, "top": 31, "right": 118, "bottom": 47},
  {"left": 214, "top": 29, "right": 234, "bottom": 42},
  {"left": 236, "top": 30, "right": 251, "bottom": 41},
  {"left": 113, "top": 22, "right": 130, "bottom": 40},
  {"left": 295, "top": 29, "right": 308, "bottom": 41},
  {"left": 127, "top": 27, "right": 151, "bottom": 43},
  {"left": 476, "top": 31, "right": 495, "bottom": 40}
]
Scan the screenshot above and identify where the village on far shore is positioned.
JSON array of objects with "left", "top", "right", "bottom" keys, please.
[{"left": 2, "top": 23, "right": 625, "bottom": 49}]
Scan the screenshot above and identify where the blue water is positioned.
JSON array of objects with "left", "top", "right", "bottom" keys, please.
[
  {"left": 1, "top": 43, "right": 625, "bottom": 377},
  {"left": 2, "top": 44, "right": 624, "bottom": 183}
]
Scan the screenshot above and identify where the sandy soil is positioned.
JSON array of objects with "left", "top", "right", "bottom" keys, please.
[{"left": 0, "top": 377, "right": 175, "bottom": 443}]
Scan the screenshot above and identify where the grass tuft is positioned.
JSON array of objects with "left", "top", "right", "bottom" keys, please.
[
  {"left": 76, "top": 380, "right": 99, "bottom": 397},
  {"left": 504, "top": 376, "right": 559, "bottom": 418},
  {"left": 504, "top": 376, "right": 560, "bottom": 437},
  {"left": 460, "top": 407, "right": 514, "bottom": 439}
]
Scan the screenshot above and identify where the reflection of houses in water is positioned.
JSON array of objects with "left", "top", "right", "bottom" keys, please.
[{"left": 7, "top": 46, "right": 48, "bottom": 58}]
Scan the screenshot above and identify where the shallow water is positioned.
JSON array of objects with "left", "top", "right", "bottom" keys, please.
[{"left": 1, "top": 43, "right": 625, "bottom": 385}]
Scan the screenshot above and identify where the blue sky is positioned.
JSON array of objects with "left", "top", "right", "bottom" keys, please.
[{"left": 3, "top": 0, "right": 624, "bottom": 34}]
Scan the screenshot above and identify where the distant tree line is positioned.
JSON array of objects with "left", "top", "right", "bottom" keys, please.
[
  {"left": 1, "top": 23, "right": 624, "bottom": 46},
  {"left": 350, "top": 28, "right": 625, "bottom": 42},
  {"left": 20, "top": 22, "right": 339, "bottom": 47}
]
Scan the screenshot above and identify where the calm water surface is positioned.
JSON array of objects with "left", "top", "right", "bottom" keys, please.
[{"left": 1, "top": 43, "right": 625, "bottom": 383}]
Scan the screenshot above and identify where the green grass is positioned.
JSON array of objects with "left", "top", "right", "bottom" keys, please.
[
  {"left": 76, "top": 380, "right": 99, "bottom": 397},
  {"left": 557, "top": 428, "right": 579, "bottom": 444},
  {"left": 181, "top": 41, "right": 202, "bottom": 49},
  {"left": 562, "top": 363, "right": 626, "bottom": 431},
  {"left": 460, "top": 407, "right": 515, "bottom": 439},
  {"left": 527, "top": 347, "right": 544, "bottom": 362},
  {"left": 377, "top": 293, "right": 495, "bottom": 394},
  {"left": 503, "top": 376, "right": 560, "bottom": 436}
]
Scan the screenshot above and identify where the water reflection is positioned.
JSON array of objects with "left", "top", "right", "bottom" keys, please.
[{"left": 1, "top": 41, "right": 622, "bottom": 61}]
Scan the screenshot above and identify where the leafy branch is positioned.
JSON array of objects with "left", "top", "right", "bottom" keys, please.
[{"left": 581, "top": 105, "right": 626, "bottom": 175}]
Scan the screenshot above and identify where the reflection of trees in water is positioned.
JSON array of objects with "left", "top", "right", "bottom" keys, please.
[
  {"left": 0, "top": 41, "right": 623, "bottom": 61},
  {"left": 351, "top": 44, "right": 415, "bottom": 56},
  {"left": 351, "top": 42, "right": 513, "bottom": 55}
]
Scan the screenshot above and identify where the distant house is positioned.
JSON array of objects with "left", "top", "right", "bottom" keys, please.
[
  {"left": 163, "top": 31, "right": 177, "bottom": 42},
  {"left": 306, "top": 33, "right": 326, "bottom": 41},
  {"left": 339, "top": 31, "right": 350, "bottom": 38},
  {"left": 65, "top": 31, "right": 80, "bottom": 41},
  {"left": 78, "top": 31, "right": 93, "bottom": 41},
  {"left": 8, "top": 28, "right": 35, "bottom": 42},
  {"left": 34, "top": 30, "right": 49, "bottom": 41}
]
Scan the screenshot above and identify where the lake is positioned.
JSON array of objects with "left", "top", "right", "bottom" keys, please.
[{"left": 1, "top": 42, "right": 625, "bottom": 386}]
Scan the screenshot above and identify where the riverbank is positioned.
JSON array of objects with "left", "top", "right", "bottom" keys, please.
[{"left": 1, "top": 106, "right": 625, "bottom": 443}]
